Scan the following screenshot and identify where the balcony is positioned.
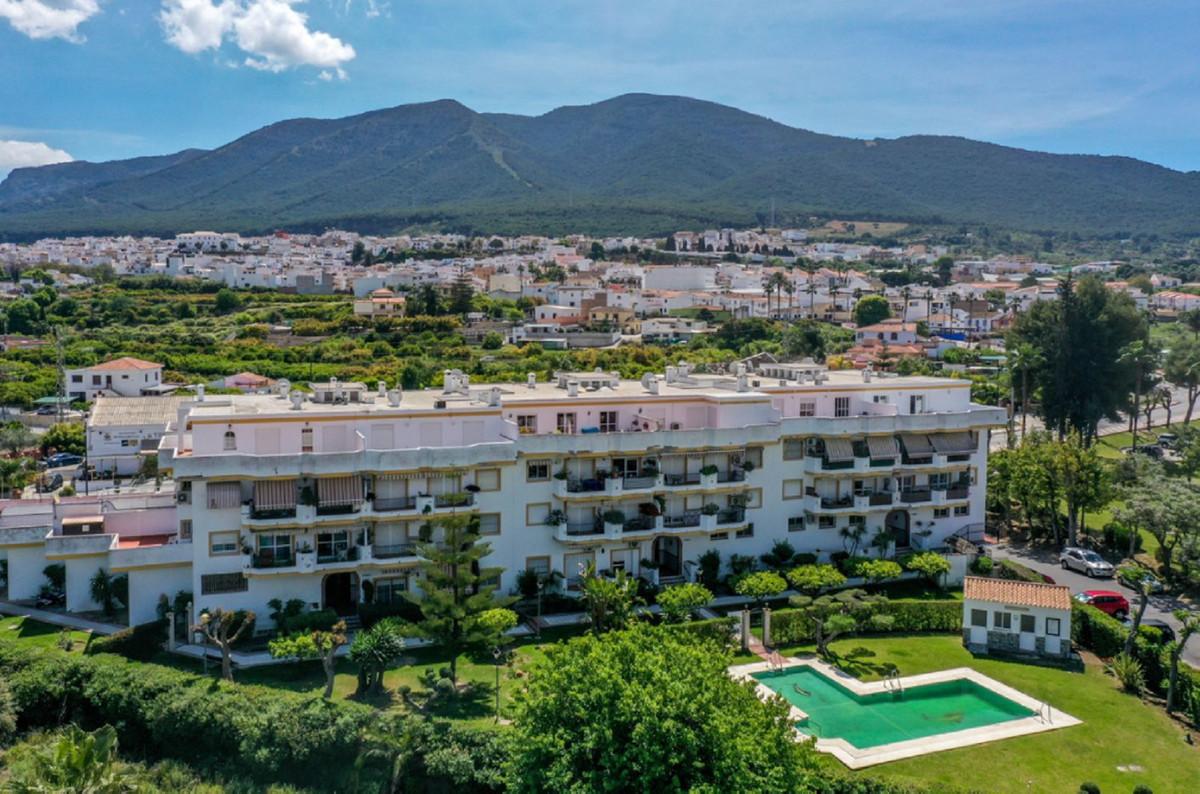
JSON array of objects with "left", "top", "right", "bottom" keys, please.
[
  {"left": 663, "top": 473, "right": 701, "bottom": 487},
  {"left": 868, "top": 491, "right": 896, "bottom": 507},
  {"left": 247, "top": 504, "right": 298, "bottom": 521},
  {"left": 900, "top": 488, "right": 932, "bottom": 504},
  {"left": 622, "top": 515, "right": 659, "bottom": 533},
  {"left": 372, "top": 496, "right": 417, "bottom": 513},
  {"left": 932, "top": 484, "right": 970, "bottom": 504},
  {"left": 716, "top": 507, "right": 746, "bottom": 526},
  {"left": 555, "top": 521, "right": 605, "bottom": 543},
  {"left": 663, "top": 512, "right": 701, "bottom": 530},
  {"left": 316, "top": 503, "right": 360, "bottom": 517},
  {"left": 247, "top": 551, "right": 295, "bottom": 570},
  {"left": 373, "top": 542, "right": 418, "bottom": 560},
  {"left": 434, "top": 493, "right": 475, "bottom": 509}
]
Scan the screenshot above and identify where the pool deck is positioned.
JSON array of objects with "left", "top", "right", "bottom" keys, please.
[{"left": 729, "top": 657, "right": 1081, "bottom": 769}]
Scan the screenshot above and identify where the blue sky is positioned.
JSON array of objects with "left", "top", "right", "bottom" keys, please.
[{"left": 3, "top": 1, "right": 1199, "bottom": 176}]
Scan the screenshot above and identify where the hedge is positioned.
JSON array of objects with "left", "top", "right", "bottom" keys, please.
[
  {"left": 663, "top": 616, "right": 738, "bottom": 649},
  {"left": 771, "top": 599, "right": 961, "bottom": 646},
  {"left": 0, "top": 643, "right": 376, "bottom": 789},
  {"left": 86, "top": 619, "right": 168, "bottom": 662},
  {"left": 997, "top": 559, "right": 1046, "bottom": 583},
  {"left": 1072, "top": 603, "right": 1200, "bottom": 727}
]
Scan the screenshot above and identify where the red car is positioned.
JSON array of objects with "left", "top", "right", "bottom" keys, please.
[{"left": 1073, "top": 590, "right": 1129, "bottom": 619}]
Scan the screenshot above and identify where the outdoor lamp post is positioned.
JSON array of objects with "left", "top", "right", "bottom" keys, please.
[
  {"left": 492, "top": 646, "right": 504, "bottom": 723},
  {"left": 535, "top": 578, "right": 544, "bottom": 639}
]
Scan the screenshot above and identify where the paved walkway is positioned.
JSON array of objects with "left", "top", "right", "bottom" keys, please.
[{"left": 0, "top": 601, "right": 125, "bottom": 635}]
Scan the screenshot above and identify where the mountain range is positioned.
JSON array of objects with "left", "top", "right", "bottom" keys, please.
[{"left": 3, "top": 93, "right": 1199, "bottom": 240}]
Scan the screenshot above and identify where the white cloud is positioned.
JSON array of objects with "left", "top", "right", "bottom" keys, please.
[
  {"left": 0, "top": 140, "right": 73, "bottom": 178},
  {"left": 0, "top": 0, "right": 100, "bottom": 42},
  {"left": 159, "top": 0, "right": 354, "bottom": 74}
]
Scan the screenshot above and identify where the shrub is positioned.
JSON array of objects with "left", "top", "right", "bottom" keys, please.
[
  {"left": 664, "top": 616, "right": 737, "bottom": 649},
  {"left": 970, "top": 555, "right": 994, "bottom": 575},
  {"left": 839, "top": 555, "right": 873, "bottom": 576},
  {"left": 656, "top": 583, "right": 713, "bottom": 623},
  {"left": 358, "top": 600, "right": 423, "bottom": 628},
  {"left": 87, "top": 619, "right": 168, "bottom": 662},
  {"left": 997, "top": 558, "right": 1045, "bottom": 583},
  {"left": 794, "top": 553, "right": 818, "bottom": 566},
  {"left": 1109, "top": 652, "right": 1145, "bottom": 695},
  {"left": 1133, "top": 786, "right": 1153, "bottom": 794},
  {"left": 1102, "top": 521, "right": 1143, "bottom": 554},
  {"left": 856, "top": 559, "right": 902, "bottom": 583},
  {"left": 1078, "top": 784, "right": 1100, "bottom": 794},
  {"left": 771, "top": 599, "right": 961, "bottom": 645},
  {"left": 285, "top": 609, "right": 339, "bottom": 634},
  {"left": 904, "top": 552, "right": 951, "bottom": 586},
  {"left": 732, "top": 571, "right": 787, "bottom": 604},
  {"left": 0, "top": 678, "right": 15, "bottom": 748},
  {"left": 1072, "top": 603, "right": 1125, "bottom": 658}
]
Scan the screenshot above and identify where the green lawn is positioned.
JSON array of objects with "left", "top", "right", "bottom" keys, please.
[
  {"left": 0, "top": 616, "right": 94, "bottom": 653},
  {"left": 775, "top": 634, "right": 1200, "bottom": 794}
]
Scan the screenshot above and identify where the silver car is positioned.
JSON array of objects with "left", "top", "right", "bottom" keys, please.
[{"left": 1060, "top": 547, "right": 1114, "bottom": 578}]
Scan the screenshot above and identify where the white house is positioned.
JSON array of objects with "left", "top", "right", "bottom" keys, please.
[
  {"left": 87, "top": 396, "right": 188, "bottom": 476},
  {"left": 65, "top": 357, "right": 167, "bottom": 402},
  {"left": 962, "top": 576, "right": 1072, "bottom": 659}
]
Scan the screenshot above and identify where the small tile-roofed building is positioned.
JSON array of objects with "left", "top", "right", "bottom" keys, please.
[
  {"left": 65, "top": 357, "right": 166, "bottom": 402},
  {"left": 962, "top": 575, "right": 1072, "bottom": 659},
  {"left": 87, "top": 395, "right": 188, "bottom": 476}
]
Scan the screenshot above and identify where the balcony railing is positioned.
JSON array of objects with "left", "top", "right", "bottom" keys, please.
[
  {"left": 373, "top": 496, "right": 417, "bottom": 512},
  {"left": 251, "top": 551, "right": 294, "bottom": 569},
  {"left": 715, "top": 470, "right": 746, "bottom": 483},
  {"left": 316, "top": 546, "right": 359, "bottom": 564},
  {"left": 622, "top": 475, "right": 658, "bottom": 490},
  {"left": 869, "top": 491, "right": 896, "bottom": 506},
  {"left": 663, "top": 512, "right": 701, "bottom": 529},
  {"left": 249, "top": 505, "right": 297, "bottom": 520},
  {"left": 821, "top": 495, "right": 854, "bottom": 509},
  {"left": 716, "top": 507, "right": 746, "bottom": 525},
  {"left": 901, "top": 488, "right": 932, "bottom": 504},
  {"left": 434, "top": 493, "right": 475, "bottom": 508},
  {"left": 565, "top": 478, "right": 606, "bottom": 493},
  {"left": 663, "top": 473, "right": 701, "bottom": 486},
  {"left": 564, "top": 521, "right": 603, "bottom": 537},
  {"left": 316, "top": 503, "right": 360, "bottom": 516},
  {"left": 373, "top": 542, "right": 417, "bottom": 559},
  {"left": 623, "top": 516, "right": 656, "bottom": 532},
  {"left": 945, "top": 485, "right": 970, "bottom": 500},
  {"left": 822, "top": 459, "right": 854, "bottom": 471}
]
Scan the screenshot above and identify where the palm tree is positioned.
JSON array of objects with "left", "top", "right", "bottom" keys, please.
[
  {"left": 901, "top": 285, "right": 912, "bottom": 323},
  {"left": 765, "top": 271, "right": 788, "bottom": 318},
  {"left": 783, "top": 280, "right": 795, "bottom": 317},
  {"left": 1009, "top": 343, "right": 1042, "bottom": 440},
  {"left": 1119, "top": 339, "right": 1161, "bottom": 449}
]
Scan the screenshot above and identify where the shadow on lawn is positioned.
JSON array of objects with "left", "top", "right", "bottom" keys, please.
[{"left": 826, "top": 645, "right": 899, "bottom": 679}]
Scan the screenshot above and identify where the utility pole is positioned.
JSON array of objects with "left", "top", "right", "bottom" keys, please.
[{"left": 54, "top": 326, "right": 67, "bottom": 425}]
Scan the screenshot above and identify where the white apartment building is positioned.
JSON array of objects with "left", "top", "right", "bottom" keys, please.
[
  {"left": 65, "top": 357, "right": 167, "bottom": 402},
  {"left": 87, "top": 396, "right": 187, "bottom": 477},
  {"left": 0, "top": 365, "right": 1002, "bottom": 630}
]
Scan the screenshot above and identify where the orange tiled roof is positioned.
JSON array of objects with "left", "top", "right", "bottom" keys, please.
[
  {"left": 89, "top": 357, "right": 161, "bottom": 372},
  {"left": 963, "top": 576, "right": 1070, "bottom": 610}
]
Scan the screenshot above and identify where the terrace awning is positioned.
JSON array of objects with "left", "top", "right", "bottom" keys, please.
[
  {"left": 824, "top": 438, "right": 856, "bottom": 462},
  {"left": 867, "top": 435, "right": 900, "bottom": 460},
  {"left": 900, "top": 433, "right": 934, "bottom": 456},
  {"left": 318, "top": 475, "right": 363, "bottom": 507},
  {"left": 254, "top": 479, "right": 296, "bottom": 511},
  {"left": 207, "top": 482, "right": 242, "bottom": 510},
  {"left": 930, "top": 432, "right": 975, "bottom": 454}
]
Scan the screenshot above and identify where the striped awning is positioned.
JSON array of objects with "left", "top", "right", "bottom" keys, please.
[
  {"left": 376, "top": 470, "right": 464, "bottom": 480},
  {"left": 824, "top": 438, "right": 856, "bottom": 462},
  {"left": 207, "top": 482, "right": 242, "bottom": 510},
  {"left": 318, "top": 475, "right": 363, "bottom": 507},
  {"left": 930, "top": 432, "right": 975, "bottom": 454},
  {"left": 900, "top": 434, "right": 934, "bottom": 455},
  {"left": 254, "top": 480, "right": 296, "bottom": 511},
  {"left": 867, "top": 436, "right": 900, "bottom": 460}
]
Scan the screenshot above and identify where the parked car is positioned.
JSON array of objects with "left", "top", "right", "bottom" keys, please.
[
  {"left": 43, "top": 452, "right": 83, "bottom": 469},
  {"left": 36, "top": 473, "right": 63, "bottom": 493},
  {"left": 1074, "top": 590, "right": 1130, "bottom": 619},
  {"left": 34, "top": 405, "right": 59, "bottom": 416},
  {"left": 1124, "top": 617, "right": 1176, "bottom": 644},
  {"left": 1059, "top": 547, "right": 1115, "bottom": 578},
  {"left": 1158, "top": 433, "right": 1179, "bottom": 449},
  {"left": 1117, "top": 564, "right": 1165, "bottom": 593}
]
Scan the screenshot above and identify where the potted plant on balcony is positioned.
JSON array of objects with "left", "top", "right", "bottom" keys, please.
[
  {"left": 299, "top": 485, "right": 317, "bottom": 507},
  {"left": 296, "top": 541, "right": 313, "bottom": 554},
  {"left": 553, "top": 468, "right": 568, "bottom": 481},
  {"left": 546, "top": 509, "right": 567, "bottom": 527},
  {"left": 641, "top": 459, "right": 659, "bottom": 476},
  {"left": 699, "top": 503, "right": 721, "bottom": 516},
  {"left": 699, "top": 464, "right": 719, "bottom": 477},
  {"left": 699, "top": 502, "right": 720, "bottom": 530},
  {"left": 465, "top": 483, "right": 481, "bottom": 493},
  {"left": 601, "top": 509, "right": 625, "bottom": 534},
  {"left": 740, "top": 460, "right": 756, "bottom": 473}
]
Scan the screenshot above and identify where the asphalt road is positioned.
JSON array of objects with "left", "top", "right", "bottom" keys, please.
[{"left": 991, "top": 544, "right": 1199, "bottom": 669}]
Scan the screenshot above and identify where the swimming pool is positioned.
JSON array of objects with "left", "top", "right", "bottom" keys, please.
[
  {"left": 752, "top": 666, "right": 1035, "bottom": 748},
  {"left": 731, "top": 659, "right": 1080, "bottom": 768}
]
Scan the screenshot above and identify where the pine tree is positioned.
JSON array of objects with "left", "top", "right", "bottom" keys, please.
[
  {"left": 407, "top": 513, "right": 513, "bottom": 683},
  {"left": 449, "top": 269, "right": 475, "bottom": 315}
]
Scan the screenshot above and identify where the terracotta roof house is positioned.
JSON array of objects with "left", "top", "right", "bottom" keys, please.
[{"left": 962, "top": 576, "right": 1072, "bottom": 659}]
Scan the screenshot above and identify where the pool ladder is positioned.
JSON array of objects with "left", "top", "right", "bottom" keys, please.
[
  {"left": 1038, "top": 701, "right": 1053, "bottom": 724},
  {"left": 884, "top": 670, "right": 903, "bottom": 696}
]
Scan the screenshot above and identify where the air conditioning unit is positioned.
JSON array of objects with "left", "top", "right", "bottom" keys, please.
[
  {"left": 434, "top": 400, "right": 447, "bottom": 409},
  {"left": 177, "top": 492, "right": 191, "bottom": 504}
]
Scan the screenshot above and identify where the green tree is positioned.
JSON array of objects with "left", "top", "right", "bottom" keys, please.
[
  {"left": 448, "top": 270, "right": 475, "bottom": 316},
  {"left": 407, "top": 514, "right": 512, "bottom": 684},
  {"left": 3, "top": 298, "right": 43, "bottom": 334},
  {"left": 9, "top": 725, "right": 136, "bottom": 794},
  {"left": 1166, "top": 609, "right": 1200, "bottom": 713},
  {"left": 905, "top": 552, "right": 952, "bottom": 589},
  {"left": 1008, "top": 342, "right": 1042, "bottom": 439},
  {"left": 1052, "top": 433, "right": 1112, "bottom": 546},
  {"left": 786, "top": 564, "right": 846, "bottom": 595},
  {"left": 193, "top": 608, "right": 255, "bottom": 682},
  {"left": 857, "top": 559, "right": 902, "bottom": 584},
  {"left": 578, "top": 562, "right": 640, "bottom": 634},
  {"left": 40, "top": 422, "right": 84, "bottom": 455},
  {"left": 787, "top": 589, "right": 884, "bottom": 657},
  {"left": 508, "top": 625, "right": 813, "bottom": 792},
  {"left": 268, "top": 620, "right": 349, "bottom": 699},
  {"left": 349, "top": 618, "right": 409, "bottom": 697},
  {"left": 0, "top": 678, "right": 15, "bottom": 748},
  {"left": 852, "top": 294, "right": 891, "bottom": 327},
  {"left": 656, "top": 582, "right": 713, "bottom": 623},
  {"left": 1163, "top": 336, "right": 1200, "bottom": 425},
  {"left": 0, "top": 424, "right": 35, "bottom": 456},
  {"left": 214, "top": 288, "right": 242, "bottom": 314},
  {"left": 480, "top": 331, "right": 504, "bottom": 350},
  {"left": 733, "top": 570, "right": 787, "bottom": 608}
]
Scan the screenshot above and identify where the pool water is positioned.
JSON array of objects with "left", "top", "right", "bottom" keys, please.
[{"left": 752, "top": 667, "right": 1035, "bottom": 748}]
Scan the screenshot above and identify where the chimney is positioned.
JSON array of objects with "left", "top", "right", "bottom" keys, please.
[
  {"left": 377, "top": 380, "right": 387, "bottom": 396},
  {"left": 567, "top": 380, "right": 579, "bottom": 398},
  {"left": 387, "top": 389, "right": 401, "bottom": 407},
  {"left": 488, "top": 387, "right": 502, "bottom": 406},
  {"left": 290, "top": 392, "right": 304, "bottom": 410},
  {"left": 863, "top": 367, "right": 873, "bottom": 382},
  {"left": 737, "top": 374, "right": 749, "bottom": 392},
  {"left": 330, "top": 376, "right": 338, "bottom": 387},
  {"left": 527, "top": 372, "right": 537, "bottom": 389},
  {"left": 195, "top": 384, "right": 205, "bottom": 401}
]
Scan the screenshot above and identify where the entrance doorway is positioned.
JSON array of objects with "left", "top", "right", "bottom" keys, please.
[
  {"left": 323, "top": 572, "right": 358, "bottom": 616},
  {"left": 885, "top": 510, "right": 910, "bottom": 549},
  {"left": 652, "top": 536, "right": 682, "bottom": 577}
]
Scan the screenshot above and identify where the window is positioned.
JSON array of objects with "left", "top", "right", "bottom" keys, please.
[
  {"left": 834, "top": 397, "right": 850, "bottom": 417},
  {"left": 556, "top": 413, "right": 577, "bottom": 434},
  {"left": 201, "top": 573, "right": 248, "bottom": 595},
  {"left": 71, "top": 374, "right": 82, "bottom": 383},
  {"left": 783, "top": 438, "right": 805, "bottom": 460},
  {"left": 1046, "top": 617, "right": 1061, "bottom": 637},
  {"left": 993, "top": 611, "right": 1012, "bottom": 630},
  {"left": 710, "top": 532, "right": 728, "bottom": 541},
  {"left": 516, "top": 415, "right": 538, "bottom": 435},
  {"left": 526, "top": 460, "right": 551, "bottom": 481},
  {"left": 179, "top": 520, "right": 192, "bottom": 541},
  {"left": 818, "top": 515, "right": 836, "bottom": 529},
  {"left": 848, "top": 515, "right": 865, "bottom": 529},
  {"left": 223, "top": 430, "right": 237, "bottom": 450},
  {"left": 257, "top": 533, "right": 292, "bottom": 563},
  {"left": 1020, "top": 614, "right": 1036, "bottom": 633},
  {"left": 526, "top": 503, "right": 551, "bottom": 526},
  {"left": 477, "top": 513, "right": 501, "bottom": 535},
  {"left": 909, "top": 395, "right": 925, "bottom": 414},
  {"left": 375, "top": 576, "right": 409, "bottom": 603},
  {"left": 787, "top": 516, "right": 806, "bottom": 532},
  {"left": 873, "top": 395, "right": 889, "bottom": 404},
  {"left": 317, "top": 531, "right": 350, "bottom": 562},
  {"left": 599, "top": 411, "right": 618, "bottom": 433},
  {"left": 970, "top": 609, "right": 987, "bottom": 627},
  {"left": 735, "top": 526, "right": 754, "bottom": 539},
  {"left": 525, "top": 556, "right": 550, "bottom": 578},
  {"left": 954, "top": 505, "right": 970, "bottom": 516},
  {"left": 301, "top": 427, "right": 314, "bottom": 452},
  {"left": 797, "top": 401, "right": 816, "bottom": 417},
  {"left": 210, "top": 531, "right": 239, "bottom": 555},
  {"left": 744, "top": 488, "right": 763, "bottom": 509},
  {"left": 933, "top": 508, "right": 949, "bottom": 518},
  {"left": 930, "top": 472, "right": 950, "bottom": 489},
  {"left": 782, "top": 479, "right": 805, "bottom": 500},
  {"left": 474, "top": 468, "right": 500, "bottom": 491}
]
